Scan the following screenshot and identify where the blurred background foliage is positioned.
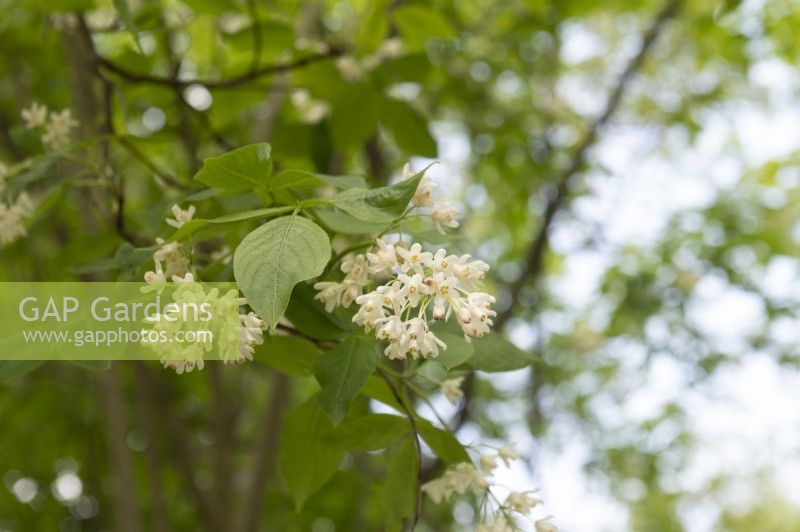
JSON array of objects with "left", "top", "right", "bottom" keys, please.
[{"left": 1, "top": 0, "right": 799, "bottom": 530}]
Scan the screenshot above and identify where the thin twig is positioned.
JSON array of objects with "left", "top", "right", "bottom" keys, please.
[
  {"left": 377, "top": 368, "right": 423, "bottom": 531},
  {"left": 96, "top": 49, "right": 341, "bottom": 89},
  {"left": 495, "top": 0, "right": 682, "bottom": 329}
]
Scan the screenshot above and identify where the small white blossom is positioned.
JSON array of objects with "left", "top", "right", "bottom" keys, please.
[
  {"left": 336, "top": 55, "right": 365, "bottom": 82},
  {"left": 505, "top": 491, "right": 542, "bottom": 513},
  {"left": 430, "top": 200, "right": 460, "bottom": 233},
  {"left": 233, "top": 311, "right": 266, "bottom": 364},
  {"left": 396, "top": 243, "right": 431, "bottom": 274},
  {"left": 152, "top": 238, "right": 190, "bottom": 278},
  {"left": 42, "top": 109, "right": 78, "bottom": 150},
  {"left": 498, "top": 443, "right": 519, "bottom": 467},
  {"left": 479, "top": 454, "right": 498, "bottom": 473},
  {"left": 535, "top": 517, "right": 558, "bottom": 532},
  {"left": 366, "top": 238, "right": 398, "bottom": 273},
  {"left": 476, "top": 517, "right": 514, "bottom": 532},
  {"left": 440, "top": 377, "right": 464, "bottom": 404},
  {"left": 0, "top": 193, "right": 35, "bottom": 246},
  {"left": 21, "top": 102, "right": 48, "bottom": 129},
  {"left": 314, "top": 281, "right": 346, "bottom": 312},
  {"left": 421, "top": 462, "right": 489, "bottom": 504},
  {"left": 166, "top": 204, "right": 196, "bottom": 229}
]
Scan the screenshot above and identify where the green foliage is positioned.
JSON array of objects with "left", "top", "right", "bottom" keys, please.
[
  {"left": 314, "top": 337, "right": 379, "bottom": 424},
  {"left": 328, "top": 168, "right": 424, "bottom": 222},
  {"left": 234, "top": 215, "right": 331, "bottom": 328},
  {"left": 279, "top": 399, "right": 345, "bottom": 511},
  {"left": 194, "top": 143, "right": 273, "bottom": 192}
]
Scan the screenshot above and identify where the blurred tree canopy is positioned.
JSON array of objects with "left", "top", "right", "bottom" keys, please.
[{"left": 1, "top": 0, "right": 799, "bottom": 530}]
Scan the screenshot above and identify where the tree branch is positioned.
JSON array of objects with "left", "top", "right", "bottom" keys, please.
[
  {"left": 495, "top": 0, "right": 682, "bottom": 329},
  {"left": 96, "top": 49, "right": 341, "bottom": 89},
  {"left": 239, "top": 370, "right": 291, "bottom": 532},
  {"left": 377, "top": 368, "right": 423, "bottom": 531}
]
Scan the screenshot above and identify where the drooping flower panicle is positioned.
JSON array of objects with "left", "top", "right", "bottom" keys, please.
[{"left": 315, "top": 238, "right": 495, "bottom": 361}]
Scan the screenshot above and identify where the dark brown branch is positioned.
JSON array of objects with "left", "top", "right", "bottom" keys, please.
[
  {"left": 495, "top": 0, "right": 682, "bottom": 329},
  {"left": 96, "top": 49, "right": 341, "bottom": 89}
]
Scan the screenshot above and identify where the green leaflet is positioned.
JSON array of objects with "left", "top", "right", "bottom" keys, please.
[
  {"left": 279, "top": 399, "right": 344, "bottom": 511},
  {"left": 194, "top": 143, "right": 273, "bottom": 192},
  {"left": 256, "top": 335, "right": 320, "bottom": 376},
  {"left": 382, "top": 437, "right": 418, "bottom": 526},
  {"left": 314, "top": 337, "right": 379, "bottom": 424},
  {"left": 334, "top": 413, "right": 410, "bottom": 451},
  {"left": 468, "top": 334, "right": 536, "bottom": 372},
  {"left": 416, "top": 417, "right": 470, "bottom": 463},
  {"left": 380, "top": 98, "right": 437, "bottom": 157},
  {"left": 233, "top": 215, "right": 331, "bottom": 329},
  {"left": 328, "top": 167, "right": 426, "bottom": 223}
]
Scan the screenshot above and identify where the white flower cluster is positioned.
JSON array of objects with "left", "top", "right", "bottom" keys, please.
[
  {"left": 143, "top": 239, "right": 265, "bottom": 372},
  {"left": 404, "top": 164, "right": 461, "bottom": 234},
  {"left": 21, "top": 102, "right": 79, "bottom": 151},
  {"left": 0, "top": 192, "right": 34, "bottom": 246},
  {"left": 314, "top": 238, "right": 495, "bottom": 360},
  {"left": 422, "top": 443, "right": 557, "bottom": 532}
]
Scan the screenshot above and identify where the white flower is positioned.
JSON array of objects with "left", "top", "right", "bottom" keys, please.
[
  {"left": 352, "top": 290, "right": 387, "bottom": 331},
  {"left": 479, "top": 454, "right": 498, "bottom": 472},
  {"left": 411, "top": 174, "right": 437, "bottom": 208},
  {"left": 0, "top": 193, "right": 35, "bottom": 246},
  {"left": 376, "top": 315, "right": 404, "bottom": 342},
  {"left": 535, "top": 517, "right": 558, "bottom": 532},
  {"left": 166, "top": 204, "right": 196, "bottom": 229},
  {"left": 498, "top": 443, "right": 519, "bottom": 467},
  {"left": 336, "top": 55, "right": 365, "bottom": 82},
  {"left": 396, "top": 243, "right": 431, "bottom": 274},
  {"left": 476, "top": 517, "right": 514, "bottom": 532},
  {"left": 366, "top": 238, "right": 398, "bottom": 273},
  {"left": 171, "top": 272, "right": 195, "bottom": 283},
  {"left": 144, "top": 262, "right": 167, "bottom": 284},
  {"left": 440, "top": 377, "right": 464, "bottom": 404},
  {"left": 152, "top": 238, "right": 190, "bottom": 278},
  {"left": 163, "top": 358, "right": 204, "bottom": 374},
  {"left": 421, "top": 462, "right": 488, "bottom": 504},
  {"left": 430, "top": 200, "right": 460, "bottom": 233},
  {"left": 234, "top": 311, "right": 265, "bottom": 363},
  {"left": 397, "top": 273, "right": 430, "bottom": 307},
  {"left": 458, "top": 292, "right": 497, "bottom": 341},
  {"left": 21, "top": 102, "right": 48, "bottom": 129},
  {"left": 42, "top": 109, "right": 78, "bottom": 150},
  {"left": 313, "top": 281, "right": 345, "bottom": 312},
  {"left": 505, "top": 491, "right": 542, "bottom": 513}
]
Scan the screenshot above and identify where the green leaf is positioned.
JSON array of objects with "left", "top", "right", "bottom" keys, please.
[
  {"left": 468, "top": 335, "right": 535, "bottom": 372},
  {"left": 382, "top": 437, "right": 418, "bottom": 525},
  {"left": 416, "top": 417, "right": 470, "bottom": 463},
  {"left": 284, "top": 283, "right": 351, "bottom": 341},
  {"left": 256, "top": 335, "right": 320, "bottom": 376},
  {"left": 380, "top": 99, "right": 437, "bottom": 157},
  {"left": 194, "top": 143, "right": 273, "bottom": 192},
  {"left": 279, "top": 399, "right": 344, "bottom": 511},
  {"left": 234, "top": 215, "right": 331, "bottom": 329},
  {"left": 313, "top": 208, "right": 391, "bottom": 235},
  {"left": 112, "top": 0, "right": 144, "bottom": 54},
  {"left": 314, "top": 337, "right": 379, "bottom": 424},
  {"left": 361, "top": 374, "right": 403, "bottom": 411},
  {"left": 330, "top": 83, "right": 379, "bottom": 150},
  {"left": 393, "top": 5, "right": 456, "bottom": 48},
  {"left": 328, "top": 168, "right": 425, "bottom": 223},
  {"left": 335, "top": 413, "right": 410, "bottom": 451},
  {"left": 430, "top": 323, "right": 475, "bottom": 369},
  {"left": 170, "top": 206, "right": 293, "bottom": 241},
  {"left": 0, "top": 360, "right": 43, "bottom": 382},
  {"left": 268, "top": 170, "right": 367, "bottom": 192}
]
